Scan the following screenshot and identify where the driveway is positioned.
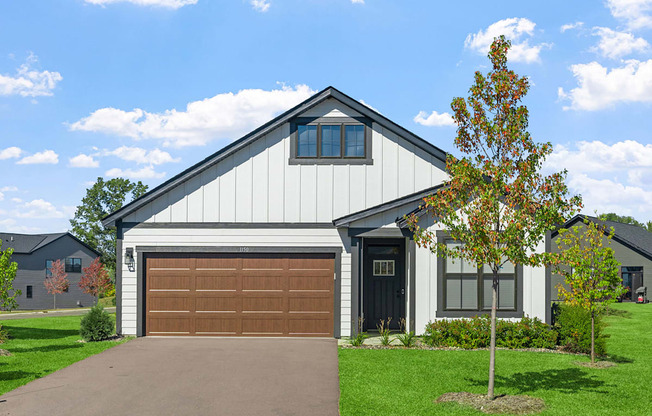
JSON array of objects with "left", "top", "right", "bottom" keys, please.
[{"left": 0, "top": 337, "right": 340, "bottom": 416}]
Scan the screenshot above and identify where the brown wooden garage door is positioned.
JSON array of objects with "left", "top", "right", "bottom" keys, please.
[{"left": 145, "top": 254, "right": 335, "bottom": 337}]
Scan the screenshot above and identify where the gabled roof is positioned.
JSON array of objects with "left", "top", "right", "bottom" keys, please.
[
  {"left": 0, "top": 232, "right": 101, "bottom": 256},
  {"left": 553, "top": 214, "right": 652, "bottom": 262},
  {"left": 333, "top": 183, "right": 445, "bottom": 227},
  {"left": 102, "top": 86, "right": 449, "bottom": 228}
]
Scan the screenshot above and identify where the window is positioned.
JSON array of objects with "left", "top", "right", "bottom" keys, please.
[
  {"left": 443, "top": 240, "right": 517, "bottom": 311},
  {"left": 26, "top": 285, "right": 33, "bottom": 299},
  {"left": 65, "top": 258, "right": 82, "bottom": 273},
  {"left": 291, "top": 120, "right": 370, "bottom": 163},
  {"left": 45, "top": 259, "right": 53, "bottom": 277},
  {"left": 373, "top": 260, "right": 395, "bottom": 276}
]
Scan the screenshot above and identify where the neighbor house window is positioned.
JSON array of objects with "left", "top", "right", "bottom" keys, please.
[
  {"left": 45, "top": 259, "right": 54, "bottom": 277},
  {"left": 292, "top": 120, "right": 370, "bottom": 163},
  {"left": 65, "top": 258, "right": 82, "bottom": 273},
  {"left": 443, "top": 240, "right": 517, "bottom": 311},
  {"left": 26, "top": 285, "right": 33, "bottom": 299}
]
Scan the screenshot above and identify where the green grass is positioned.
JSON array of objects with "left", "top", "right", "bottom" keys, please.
[
  {"left": 339, "top": 303, "right": 651, "bottom": 415},
  {"left": 0, "top": 315, "right": 128, "bottom": 395}
]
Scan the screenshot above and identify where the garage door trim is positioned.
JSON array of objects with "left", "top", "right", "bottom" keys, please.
[{"left": 135, "top": 246, "right": 342, "bottom": 338}]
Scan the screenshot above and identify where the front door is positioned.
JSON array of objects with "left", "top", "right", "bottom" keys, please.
[{"left": 363, "top": 239, "right": 406, "bottom": 331}]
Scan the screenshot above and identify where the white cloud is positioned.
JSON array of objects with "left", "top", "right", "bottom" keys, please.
[
  {"left": 0, "top": 147, "right": 22, "bottom": 160},
  {"left": 105, "top": 166, "right": 166, "bottom": 179},
  {"left": 69, "top": 154, "right": 99, "bottom": 168},
  {"left": 413, "top": 110, "right": 456, "bottom": 127},
  {"left": 351, "top": 0, "right": 365, "bottom": 3},
  {"left": 560, "top": 21, "right": 584, "bottom": 32},
  {"left": 358, "top": 99, "right": 380, "bottom": 113},
  {"left": 464, "top": 18, "right": 551, "bottom": 64},
  {"left": 13, "top": 199, "right": 73, "bottom": 219},
  {"left": 11, "top": 197, "right": 22, "bottom": 204},
  {"left": 0, "top": 54, "right": 62, "bottom": 98},
  {"left": 607, "top": 0, "right": 652, "bottom": 30},
  {"left": 250, "top": 0, "right": 270, "bottom": 12},
  {"left": 16, "top": 150, "right": 59, "bottom": 165},
  {"left": 0, "top": 186, "right": 18, "bottom": 192},
  {"left": 592, "top": 27, "right": 649, "bottom": 59},
  {"left": 545, "top": 140, "right": 652, "bottom": 220},
  {"left": 0, "top": 218, "right": 42, "bottom": 234},
  {"left": 70, "top": 84, "right": 316, "bottom": 147},
  {"left": 84, "top": 0, "right": 197, "bottom": 8},
  {"left": 558, "top": 59, "right": 652, "bottom": 110},
  {"left": 104, "top": 146, "right": 179, "bottom": 165}
]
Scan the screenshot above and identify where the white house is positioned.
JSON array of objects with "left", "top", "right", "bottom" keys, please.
[{"left": 103, "top": 87, "right": 550, "bottom": 338}]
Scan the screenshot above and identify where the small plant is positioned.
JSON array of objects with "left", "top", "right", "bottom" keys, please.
[
  {"left": 395, "top": 318, "right": 417, "bottom": 347},
  {"left": 80, "top": 305, "right": 114, "bottom": 342},
  {"left": 377, "top": 317, "right": 392, "bottom": 346},
  {"left": 349, "top": 317, "right": 367, "bottom": 347},
  {"left": 0, "top": 325, "right": 9, "bottom": 344}
]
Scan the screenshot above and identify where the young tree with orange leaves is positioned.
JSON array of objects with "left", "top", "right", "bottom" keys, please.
[
  {"left": 407, "top": 36, "right": 581, "bottom": 399},
  {"left": 79, "top": 258, "right": 112, "bottom": 305},
  {"left": 44, "top": 259, "right": 69, "bottom": 309},
  {"left": 555, "top": 218, "right": 625, "bottom": 363}
]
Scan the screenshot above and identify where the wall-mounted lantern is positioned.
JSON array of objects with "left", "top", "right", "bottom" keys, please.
[{"left": 124, "top": 247, "right": 135, "bottom": 270}]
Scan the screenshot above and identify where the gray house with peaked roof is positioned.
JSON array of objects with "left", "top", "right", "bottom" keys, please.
[
  {"left": 550, "top": 215, "right": 652, "bottom": 302},
  {"left": 1, "top": 232, "right": 100, "bottom": 310},
  {"left": 102, "top": 86, "right": 550, "bottom": 338}
]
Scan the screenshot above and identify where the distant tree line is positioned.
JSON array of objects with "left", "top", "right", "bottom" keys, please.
[{"left": 598, "top": 213, "right": 652, "bottom": 233}]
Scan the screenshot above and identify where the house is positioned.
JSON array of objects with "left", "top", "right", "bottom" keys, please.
[
  {"left": 102, "top": 86, "right": 550, "bottom": 338},
  {"left": 551, "top": 215, "right": 651, "bottom": 302},
  {"left": 0, "top": 232, "right": 100, "bottom": 310}
]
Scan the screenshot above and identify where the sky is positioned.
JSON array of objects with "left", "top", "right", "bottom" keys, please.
[{"left": 1, "top": 0, "right": 652, "bottom": 233}]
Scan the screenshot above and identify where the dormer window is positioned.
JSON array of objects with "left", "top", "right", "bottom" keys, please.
[{"left": 290, "top": 117, "right": 372, "bottom": 165}]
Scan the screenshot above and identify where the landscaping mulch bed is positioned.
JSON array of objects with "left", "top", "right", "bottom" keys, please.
[
  {"left": 436, "top": 392, "right": 546, "bottom": 415},
  {"left": 340, "top": 343, "right": 583, "bottom": 356},
  {"left": 75, "top": 334, "right": 127, "bottom": 343},
  {"left": 0, "top": 349, "right": 12, "bottom": 357},
  {"left": 574, "top": 360, "right": 617, "bottom": 369}
]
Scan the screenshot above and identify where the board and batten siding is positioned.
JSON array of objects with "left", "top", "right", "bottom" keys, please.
[
  {"left": 123, "top": 100, "right": 447, "bottom": 225},
  {"left": 120, "top": 227, "right": 352, "bottom": 336}
]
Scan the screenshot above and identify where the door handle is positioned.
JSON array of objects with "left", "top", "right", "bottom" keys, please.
[{"left": 397, "top": 289, "right": 404, "bottom": 298}]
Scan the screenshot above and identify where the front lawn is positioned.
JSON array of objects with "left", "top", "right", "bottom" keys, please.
[
  {"left": 0, "top": 315, "right": 128, "bottom": 395},
  {"left": 339, "top": 303, "right": 650, "bottom": 415}
]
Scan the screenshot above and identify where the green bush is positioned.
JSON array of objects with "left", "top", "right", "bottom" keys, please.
[
  {"left": 80, "top": 305, "right": 114, "bottom": 342},
  {"left": 423, "top": 315, "right": 557, "bottom": 349},
  {"left": 553, "top": 303, "right": 606, "bottom": 355}
]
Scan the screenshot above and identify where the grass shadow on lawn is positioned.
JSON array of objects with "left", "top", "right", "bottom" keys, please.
[
  {"left": 607, "top": 354, "right": 634, "bottom": 364},
  {"left": 7, "top": 344, "right": 84, "bottom": 354},
  {"left": 468, "top": 368, "right": 609, "bottom": 395},
  {"left": 1, "top": 326, "right": 79, "bottom": 340}
]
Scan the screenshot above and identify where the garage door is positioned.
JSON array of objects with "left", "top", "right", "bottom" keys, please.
[{"left": 145, "top": 254, "right": 335, "bottom": 337}]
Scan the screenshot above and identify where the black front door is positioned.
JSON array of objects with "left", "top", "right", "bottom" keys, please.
[{"left": 363, "top": 239, "right": 406, "bottom": 331}]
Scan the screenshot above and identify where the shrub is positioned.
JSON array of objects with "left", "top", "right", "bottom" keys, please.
[
  {"left": 80, "top": 305, "right": 114, "bottom": 342},
  {"left": 349, "top": 317, "right": 367, "bottom": 347},
  {"left": 554, "top": 303, "right": 606, "bottom": 355},
  {"left": 423, "top": 315, "right": 557, "bottom": 350},
  {"left": 377, "top": 318, "right": 392, "bottom": 346},
  {"left": 395, "top": 318, "right": 417, "bottom": 348}
]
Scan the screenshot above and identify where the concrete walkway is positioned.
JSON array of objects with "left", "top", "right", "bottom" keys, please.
[
  {"left": 0, "top": 337, "right": 340, "bottom": 416},
  {"left": 0, "top": 307, "right": 116, "bottom": 320}
]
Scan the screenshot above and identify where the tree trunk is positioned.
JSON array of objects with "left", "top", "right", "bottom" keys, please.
[
  {"left": 53, "top": 293, "right": 56, "bottom": 310},
  {"left": 591, "top": 311, "right": 595, "bottom": 364},
  {"left": 488, "top": 272, "right": 498, "bottom": 400}
]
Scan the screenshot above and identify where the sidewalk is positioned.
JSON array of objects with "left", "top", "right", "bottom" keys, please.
[{"left": 0, "top": 307, "right": 116, "bottom": 320}]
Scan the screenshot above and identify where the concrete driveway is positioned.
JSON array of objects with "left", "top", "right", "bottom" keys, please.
[{"left": 0, "top": 337, "right": 340, "bottom": 416}]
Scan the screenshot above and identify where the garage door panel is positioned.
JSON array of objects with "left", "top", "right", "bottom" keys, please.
[
  {"left": 148, "top": 317, "right": 192, "bottom": 335},
  {"left": 195, "top": 297, "right": 237, "bottom": 313},
  {"left": 241, "top": 318, "right": 285, "bottom": 335},
  {"left": 195, "top": 275, "right": 237, "bottom": 291},
  {"left": 146, "top": 254, "right": 334, "bottom": 337},
  {"left": 195, "top": 317, "right": 238, "bottom": 335}
]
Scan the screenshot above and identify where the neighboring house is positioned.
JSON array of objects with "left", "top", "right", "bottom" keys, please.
[
  {"left": 550, "top": 215, "right": 651, "bottom": 302},
  {"left": 102, "top": 86, "right": 550, "bottom": 338},
  {"left": 0, "top": 232, "right": 100, "bottom": 310}
]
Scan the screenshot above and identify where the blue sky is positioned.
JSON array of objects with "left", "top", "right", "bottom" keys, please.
[{"left": 2, "top": 0, "right": 652, "bottom": 233}]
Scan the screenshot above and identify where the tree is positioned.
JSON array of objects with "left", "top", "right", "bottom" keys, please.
[
  {"left": 79, "top": 258, "right": 112, "bottom": 304},
  {"left": 69, "top": 178, "right": 148, "bottom": 278},
  {"left": 407, "top": 36, "right": 581, "bottom": 399},
  {"left": 555, "top": 218, "right": 626, "bottom": 363},
  {"left": 598, "top": 212, "right": 652, "bottom": 233},
  {"left": 44, "top": 259, "right": 69, "bottom": 309},
  {"left": 0, "top": 241, "right": 20, "bottom": 311}
]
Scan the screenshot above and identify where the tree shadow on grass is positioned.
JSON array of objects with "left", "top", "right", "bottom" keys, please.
[
  {"left": 0, "top": 370, "right": 43, "bottom": 382},
  {"left": 1, "top": 326, "right": 79, "bottom": 341},
  {"left": 468, "top": 368, "right": 610, "bottom": 395},
  {"left": 7, "top": 344, "right": 83, "bottom": 354},
  {"left": 607, "top": 354, "right": 634, "bottom": 364}
]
